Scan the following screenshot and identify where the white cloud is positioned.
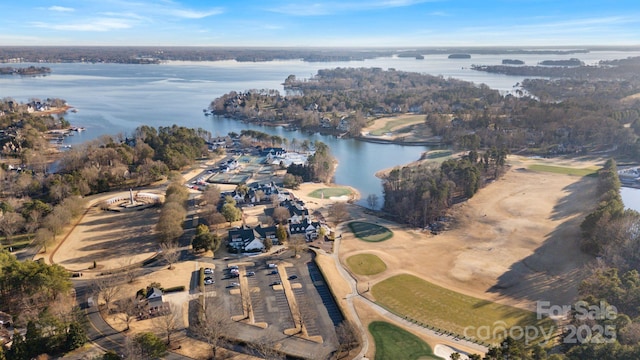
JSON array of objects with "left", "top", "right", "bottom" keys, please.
[
  {"left": 48, "top": 6, "right": 75, "bottom": 12},
  {"left": 263, "top": 24, "right": 284, "bottom": 30},
  {"left": 100, "top": 12, "right": 149, "bottom": 21},
  {"left": 269, "top": 0, "right": 437, "bottom": 16},
  {"left": 31, "top": 18, "right": 133, "bottom": 32},
  {"left": 169, "top": 8, "right": 224, "bottom": 19}
]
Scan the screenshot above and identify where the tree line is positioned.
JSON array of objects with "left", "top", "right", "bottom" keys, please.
[
  {"left": 470, "top": 160, "right": 640, "bottom": 359},
  {"left": 211, "top": 67, "right": 502, "bottom": 138},
  {"left": 211, "top": 63, "right": 640, "bottom": 162},
  {"left": 0, "top": 250, "right": 86, "bottom": 359},
  {"left": 284, "top": 141, "right": 336, "bottom": 184},
  {"left": 381, "top": 148, "right": 507, "bottom": 228}
]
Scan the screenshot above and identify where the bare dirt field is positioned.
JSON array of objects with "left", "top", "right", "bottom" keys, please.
[
  {"left": 339, "top": 155, "right": 602, "bottom": 312},
  {"left": 50, "top": 193, "right": 163, "bottom": 273}
]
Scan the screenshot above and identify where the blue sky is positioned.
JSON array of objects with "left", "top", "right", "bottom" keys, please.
[{"left": 1, "top": 0, "right": 639, "bottom": 47}]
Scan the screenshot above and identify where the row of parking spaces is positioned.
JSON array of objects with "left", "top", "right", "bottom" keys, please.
[
  {"left": 246, "top": 271, "right": 268, "bottom": 324},
  {"left": 292, "top": 285, "right": 320, "bottom": 337},
  {"left": 307, "top": 262, "right": 344, "bottom": 327},
  {"left": 205, "top": 267, "right": 244, "bottom": 317},
  {"left": 273, "top": 287, "right": 295, "bottom": 330},
  {"left": 244, "top": 263, "right": 294, "bottom": 330}
]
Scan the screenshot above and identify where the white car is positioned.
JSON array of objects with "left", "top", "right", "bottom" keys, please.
[
  {"left": 203, "top": 268, "right": 214, "bottom": 274},
  {"left": 204, "top": 277, "right": 214, "bottom": 285}
]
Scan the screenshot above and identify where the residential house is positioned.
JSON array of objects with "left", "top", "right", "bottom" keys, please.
[
  {"left": 228, "top": 226, "right": 265, "bottom": 252},
  {"left": 255, "top": 224, "right": 279, "bottom": 245},
  {"left": 146, "top": 287, "right": 164, "bottom": 310},
  {"left": 206, "top": 138, "right": 226, "bottom": 150},
  {"left": 320, "top": 117, "right": 332, "bottom": 128},
  {"left": 265, "top": 151, "right": 309, "bottom": 168},
  {"left": 337, "top": 117, "right": 350, "bottom": 131},
  {"left": 289, "top": 219, "right": 321, "bottom": 240},
  {"left": 259, "top": 147, "right": 285, "bottom": 157},
  {"left": 248, "top": 181, "right": 282, "bottom": 203},
  {"left": 281, "top": 199, "right": 309, "bottom": 224},
  {"left": 0, "top": 311, "right": 12, "bottom": 328}
]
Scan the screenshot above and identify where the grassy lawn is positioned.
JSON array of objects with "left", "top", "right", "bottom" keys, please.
[
  {"left": 370, "top": 115, "right": 425, "bottom": 136},
  {"left": 369, "top": 321, "right": 443, "bottom": 360},
  {"left": 372, "top": 274, "right": 554, "bottom": 345},
  {"left": 1, "top": 234, "right": 33, "bottom": 251},
  {"left": 528, "top": 164, "right": 599, "bottom": 176},
  {"left": 308, "top": 187, "right": 352, "bottom": 199},
  {"left": 425, "top": 150, "right": 453, "bottom": 159},
  {"left": 348, "top": 221, "right": 393, "bottom": 242},
  {"left": 346, "top": 253, "right": 387, "bottom": 275}
]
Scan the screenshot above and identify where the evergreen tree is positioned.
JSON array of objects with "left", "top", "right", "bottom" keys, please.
[{"left": 65, "top": 321, "right": 87, "bottom": 351}]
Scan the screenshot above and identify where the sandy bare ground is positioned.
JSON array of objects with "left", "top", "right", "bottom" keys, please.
[
  {"left": 339, "top": 155, "right": 601, "bottom": 312},
  {"left": 51, "top": 193, "right": 162, "bottom": 272}
]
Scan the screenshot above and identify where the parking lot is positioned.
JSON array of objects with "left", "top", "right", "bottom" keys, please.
[{"left": 199, "top": 249, "right": 342, "bottom": 357}]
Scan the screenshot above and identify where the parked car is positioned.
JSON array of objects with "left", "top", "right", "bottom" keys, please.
[
  {"left": 270, "top": 281, "right": 282, "bottom": 286},
  {"left": 204, "top": 277, "right": 214, "bottom": 285},
  {"left": 267, "top": 263, "right": 277, "bottom": 268},
  {"left": 288, "top": 275, "right": 298, "bottom": 280},
  {"left": 246, "top": 271, "right": 256, "bottom": 277},
  {"left": 203, "top": 268, "right": 214, "bottom": 274},
  {"left": 269, "top": 270, "right": 278, "bottom": 275}
]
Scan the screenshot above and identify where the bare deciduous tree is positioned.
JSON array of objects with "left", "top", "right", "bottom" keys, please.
[
  {"left": 288, "top": 234, "right": 307, "bottom": 258},
  {"left": 334, "top": 321, "right": 360, "bottom": 359},
  {"left": 43, "top": 205, "right": 71, "bottom": 242},
  {"left": 366, "top": 193, "right": 379, "bottom": 210},
  {"left": 153, "top": 303, "right": 182, "bottom": 345},
  {"left": 0, "top": 212, "right": 25, "bottom": 246},
  {"left": 272, "top": 206, "right": 290, "bottom": 224},
  {"left": 201, "top": 185, "right": 221, "bottom": 206},
  {"left": 270, "top": 194, "right": 280, "bottom": 207},
  {"left": 117, "top": 295, "right": 141, "bottom": 331},
  {"left": 160, "top": 241, "right": 180, "bottom": 270},
  {"left": 34, "top": 228, "right": 53, "bottom": 253},
  {"left": 191, "top": 298, "right": 232, "bottom": 360},
  {"left": 94, "top": 275, "right": 122, "bottom": 313},
  {"left": 251, "top": 327, "right": 286, "bottom": 360},
  {"left": 24, "top": 208, "right": 44, "bottom": 239},
  {"left": 328, "top": 202, "right": 349, "bottom": 225},
  {"left": 119, "top": 257, "right": 139, "bottom": 284}
]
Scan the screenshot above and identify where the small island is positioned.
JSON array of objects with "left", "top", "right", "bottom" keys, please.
[
  {"left": 539, "top": 58, "right": 583, "bottom": 66},
  {"left": 448, "top": 54, "right": 471, "bottom": 59},
  {"left": 0, "top": 66, "right": 51, "bottom": 76},
  {"left": 502, "top": 59, "right": 524, "bottom": 65}
]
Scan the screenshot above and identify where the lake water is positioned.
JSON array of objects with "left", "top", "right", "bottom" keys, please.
[
  {"left": 621, "top": 187, "right": 640, "bottom": 212},
  {"left": 2, "top": 50, "right": 640, "bottom": 206}
]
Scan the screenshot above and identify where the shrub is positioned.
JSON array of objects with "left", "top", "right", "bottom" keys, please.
[{"left": 163, "top": 286, "right": 185, "bottom": 293}]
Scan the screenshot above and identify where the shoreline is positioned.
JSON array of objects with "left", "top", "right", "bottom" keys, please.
[
  {"left": 35, "top": 105, "right": 73, "bottom": 116},
  {"left": 212, "top": 113, "right": 446, "bottom": 147},
  {"left": 355, "top": 135, "right": 445, "bottom": 146}
]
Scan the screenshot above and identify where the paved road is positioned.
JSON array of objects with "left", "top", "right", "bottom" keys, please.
[{"left": 75, "top": 279, "right": 193, "bottom": 359}]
